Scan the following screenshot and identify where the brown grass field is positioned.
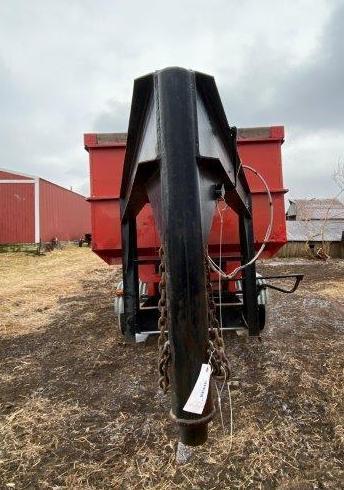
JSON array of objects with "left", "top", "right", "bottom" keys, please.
[{"left": 0, "top": 247, "right": 343, "bottom": 489}]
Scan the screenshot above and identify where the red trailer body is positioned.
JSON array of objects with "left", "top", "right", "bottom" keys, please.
[
  {"left": 0, "top": 169, "right": 91, "bottom": 244},
  {"left": 84, "top": 127, "right": 287, "bottom": 292}
]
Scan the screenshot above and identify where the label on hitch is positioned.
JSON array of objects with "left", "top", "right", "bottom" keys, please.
[{"left": 183, "top": 364, "right": 211, "bottom": 415}]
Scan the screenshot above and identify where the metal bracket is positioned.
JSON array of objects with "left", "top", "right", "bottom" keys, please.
[{"left": 257, "top": 274, "right": 304, "bottom": 294}]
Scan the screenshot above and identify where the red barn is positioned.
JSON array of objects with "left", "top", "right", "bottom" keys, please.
[{"left": 0, "top": 168, "right": 91, "bottom": 244}]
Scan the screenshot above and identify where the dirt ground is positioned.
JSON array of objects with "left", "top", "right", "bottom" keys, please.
[{"left": 0, "top": 247, "right": 343, "bottom": 489}]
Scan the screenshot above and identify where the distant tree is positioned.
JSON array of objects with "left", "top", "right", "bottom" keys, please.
[
  {"left": 333, "top": 159, "right": 344, "bottom": 199},
  {"left": 316, "top": 160, "right": 344, "bottom": 260},
  {"left": 303, "top": 160, "right": 344, "bottom": 260}
]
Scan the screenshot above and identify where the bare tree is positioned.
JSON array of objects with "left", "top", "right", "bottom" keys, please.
[
  {"left": 301, "top": 160, "right": 344, "bottom": 260},
  {"left": 318, "top": 160, "right": 344, "bottom": 259},
  {"left": 333, "top": 159, "right": 344, "bottom": 198}
]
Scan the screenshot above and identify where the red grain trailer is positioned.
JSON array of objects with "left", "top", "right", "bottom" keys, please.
[
  {"left": 84, "top": 126, "right": 287, "bottom": 293},
  {"left": 0, "top": 168, "right": 91, "bottom": 245},
  {"left": 84, "top": 68, "right": 304, "bottom": 447}
]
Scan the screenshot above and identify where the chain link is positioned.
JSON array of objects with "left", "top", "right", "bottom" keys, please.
[
  {"left": 205, "top": 252, "right": 231, "bottom": 381},
  {"left": 157, "top": 246, "right": 230, "bottom": 392},
  {"left": 158, "top": 246, "right": 171, "bottom": 393}
]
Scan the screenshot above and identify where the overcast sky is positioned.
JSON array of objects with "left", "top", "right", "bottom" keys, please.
[{"left": 0, "top": 0, "right": 343, "bottom": 200}]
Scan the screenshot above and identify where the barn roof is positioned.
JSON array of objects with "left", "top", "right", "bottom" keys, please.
[
  {"left": 287, "top": 198, "right": 344, "bottom": 220},
  {"left": 0, "top": 168, "right": 86, "bottom": 197},
  {"left": 287, "top": 220, "right": 344, "bottom": 242},
  {"left": 0, "top": 167, "right": 37, "bottom": 180}
]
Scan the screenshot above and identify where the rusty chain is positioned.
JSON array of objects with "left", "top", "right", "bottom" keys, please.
[
  {"left": 158, "top": 246, "right": 171, "bottom": 393},
  {"left": 205, "top": 252, "right": 231, "bottom": 381},
  {"left": 157, "top": 246, "right": 230, "bottom": 392}
]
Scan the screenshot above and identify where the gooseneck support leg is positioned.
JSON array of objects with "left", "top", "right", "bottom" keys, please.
[
  {"left": 158, "top": 69, "right": 213, "bottom": 446},
  {"left": 120, "top": 67, "right": 255, "bottom": 445}
]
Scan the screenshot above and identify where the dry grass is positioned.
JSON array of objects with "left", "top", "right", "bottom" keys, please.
[
  {"left": 0, "top": 395, "right": 84, "bottom": 481},
  {"left": 0, "top": 246, "right": 102, "bottom": 336},
  {"left": 319, "top": 280, "right": 344, "bottom": 300},
  {"left": 0, "top": 250, "right": 343, "bottom": 489}
]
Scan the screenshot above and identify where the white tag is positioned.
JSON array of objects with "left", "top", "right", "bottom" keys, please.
[{"left": 183, "top": 364, "right": 211, "bottom": 415}]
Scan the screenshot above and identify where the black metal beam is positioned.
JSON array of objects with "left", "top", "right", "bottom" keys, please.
[
  {"left": 121, "top": 217, "right": 140, "bottom": 342},
  {"left": 157, "top": 68, "right": 213, "bottom": 445},
  {"left": 120, "top": 69, "right": 252, "bottom": 221},
  {"left": 120, "top": 66, "right": 260, "bottom": 445},
  {"left": 239, "top": 195, "right": 259, "bottom": 335}
]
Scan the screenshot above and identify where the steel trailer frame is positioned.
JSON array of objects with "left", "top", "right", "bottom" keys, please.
[{"left": 119, "top": 67, "right": 264, "bottom": 445}]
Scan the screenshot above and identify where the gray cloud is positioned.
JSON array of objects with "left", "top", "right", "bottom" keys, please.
[
  {"left": 0, "top": 0, "right": 342, "bottom": 199},
  {"left": 93, "top": 100, "right": 130, "bottom": 132},
  {"left": 219, "top": 1, "right": 343, "bottom": 128},
  {"left": 264, "top": 1, "right": 344, "bottom": 132}
]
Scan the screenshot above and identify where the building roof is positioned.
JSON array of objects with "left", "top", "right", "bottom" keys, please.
[
  {"left": 287, "top": 220, "right": 344, "bottom": 242},
  {"left": 0, "top": 167, "right": 37, "bottom": 180},
  {"left": 0, "top": 168, "right": 86, "bottom": 198},
  {"left": 287, "top": 198, "right": 344, "bottom": 220}
]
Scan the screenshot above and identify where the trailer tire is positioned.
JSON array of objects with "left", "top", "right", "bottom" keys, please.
[{"left": 114, "top": 280, "right": 147, "bottom": 335}]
